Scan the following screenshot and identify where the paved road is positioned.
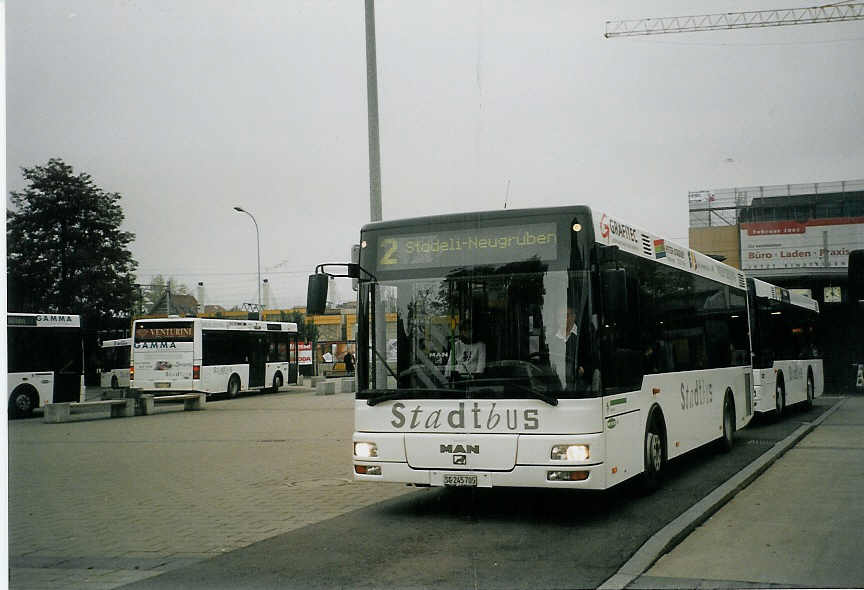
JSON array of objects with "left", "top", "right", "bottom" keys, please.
[
  {"left": 8, "top": 388, "right": 838, "bottom": 590},
  {"left": 8, "top": 387, "right": 411, "bottom": 589},
  {"left": 123, "top": 398, "right": 833, "bottom": 589}
]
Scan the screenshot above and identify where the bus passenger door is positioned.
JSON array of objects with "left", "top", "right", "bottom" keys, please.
[{"left": 249, "top": 333, "right": 267, "bottom": 388}]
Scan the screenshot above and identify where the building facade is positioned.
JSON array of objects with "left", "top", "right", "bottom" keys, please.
[{"left": 689, "top": 179, "right": 864, "bottom": 391}]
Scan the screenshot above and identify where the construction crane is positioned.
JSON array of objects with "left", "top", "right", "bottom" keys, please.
[{"left": 605, "top": 2, "right": 864, "bottom": 37}]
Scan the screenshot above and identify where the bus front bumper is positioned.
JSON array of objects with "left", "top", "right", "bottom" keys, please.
[{"left": 351, "top": 462, "right": 609, "bottom": 489}]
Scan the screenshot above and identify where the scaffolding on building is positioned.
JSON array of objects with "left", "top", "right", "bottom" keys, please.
[{"left": 688, "top": 179, "right": 864, "bottom": 229}]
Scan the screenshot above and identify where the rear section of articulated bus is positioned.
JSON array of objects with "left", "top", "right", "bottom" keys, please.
[{"left": 131, "top": 320, "right": 196, "bottom": 393}]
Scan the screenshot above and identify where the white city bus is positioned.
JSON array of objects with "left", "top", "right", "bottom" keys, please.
[
  {"left": 309, "top": 206, "right": 755, "bottom": 490},
  {"left": 747, "top": 278, "right": 824, "bottom": 416},
  {"left": 7, "top": 313, "right": 85, "bottom": 418},
  {"left": 130, "top": 317, "right": 299, "bottom": 397},
  {"left": 99, "top": 338, "right": 132, "bottom": 390}
]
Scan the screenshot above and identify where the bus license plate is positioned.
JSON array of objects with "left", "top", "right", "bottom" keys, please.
[
  {"left": 155, "top": 382, "right": 171, "bottom": 388},
  {"left": 443, "top": 474, "right": 477, "bottom": 487}
]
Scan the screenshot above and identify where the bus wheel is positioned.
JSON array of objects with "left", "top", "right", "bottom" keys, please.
[
  {"left": 804, "top": 372, "right": 814, "bottom": 410},
  {"left": 227, "top": 375, "right": 241, "bottom": 399},
  {"left": 272, "top": 372, "right": 283, "bottom": 393},
  {"left": 774, "top": 378, "right": 785, "bottom": 420},
  {"left": 9, "top": 386, "right": 36, "bottom": 419},
  {"left": 642, "top": 411, "right": 666, "bottom": 492},
  {"left": 111, "top": 376, "right": 119, "bottom": 389},
  {"left": 719, "top": 393, "right": 736, "bottom": 453}
]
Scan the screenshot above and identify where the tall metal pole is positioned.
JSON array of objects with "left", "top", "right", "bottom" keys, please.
[
  {"left": 365, "top": 0, "right": 387, "bottom": 387},
  {"left": 365, "top": 0, "right": 382, "bottom": 222},
  {"left": 233, "top": 206, "right": 262, "bottom": 319}
]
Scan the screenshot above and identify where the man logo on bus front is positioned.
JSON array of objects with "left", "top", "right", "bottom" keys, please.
[{"left": 453, "top": 455, "right": 466, "bottom": 465}]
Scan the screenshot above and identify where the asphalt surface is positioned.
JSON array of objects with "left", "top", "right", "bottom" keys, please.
[
  {"left": 8, "top": 386, "right": 411, "bottom": 590},
  {"left": 118, "top": 397, "right": 836, "bottom": 590}
]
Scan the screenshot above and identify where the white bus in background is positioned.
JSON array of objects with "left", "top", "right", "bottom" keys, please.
[
  {"left": 308, "top": 206, "right": 755, "bottom": 491},
  {"left": 747, "top": 278, "right": 824, "bottom": 417},
  {"left": 7, "top": 313, "right": 85, "bottom": 418},
  {"left": 99, "top": 338, "right": 132, "bottom": 390},
  {"left": 130, "top": 317, "right": 299, "bottom": 397}
]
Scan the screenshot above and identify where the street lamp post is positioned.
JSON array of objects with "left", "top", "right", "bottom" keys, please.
[{"left": 233, "top": 206, "right": 261, "bottom": 319}]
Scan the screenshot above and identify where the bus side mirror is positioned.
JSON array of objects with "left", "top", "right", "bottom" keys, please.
[
  {"left": 351, "top": 244, "right": 361, "bottom": 292},
  {"left": 307, "top": 274, "right": 329, "bottom": 315},
  {"left": 602, "top": 268, "right": 629, "bottom": 322}
]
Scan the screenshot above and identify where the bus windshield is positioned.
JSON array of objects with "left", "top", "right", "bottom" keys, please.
[{"left": 360, "top": 262, "right": 598, "bottom": 401}]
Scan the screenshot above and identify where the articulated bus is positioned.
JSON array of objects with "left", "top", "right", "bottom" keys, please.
[
  {"left": 309, "top": 206, "right": 754, "bottom": 490},
  {"left": 130, "top": 318, "right": 299, "bottom": 397},
  {"left": 99, "top": 338, "right": 132, "bottom": 390},
  {"left": 7, "top": 313, "right": 85, "bottom": 418},
  {"left": 747, "top": 278, "right": 823, "bottom": 417}
]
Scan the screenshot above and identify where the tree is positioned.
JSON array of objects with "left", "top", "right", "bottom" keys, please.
[
  {"left": 138, "top": 274, "right": 191, "bottom": 314},
  {"left": 287, "top": 310, "right": 318, "bottom": 343},
  {"left": 138, "top": 274, "right": 167, "bottom": 313},
  {"left": 7, "top": 159, "right": 138, "bottom": 326}
]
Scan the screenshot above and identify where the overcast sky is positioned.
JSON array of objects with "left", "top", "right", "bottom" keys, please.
[{"left": 6, "top": 0, "right": 864, "bottom": 310}]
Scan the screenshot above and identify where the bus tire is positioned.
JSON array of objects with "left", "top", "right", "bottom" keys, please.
[
  {"left": 719, "top": 392, "right": 736, "bottom": 453},
  {"left": 773, "top": 376, "right": 786, "bottom": 420},
  {"left": 111, "top": 375, "right": 119, "bottom": 389},
  {"left": 641, "top": 408, "right": 666, "bottom": 493},
  {"left": 227, "top": 375, "right": 241, "bottom": 399},
  {"left": 9, "top": 385, "right": 37, "bottom": 419},
  {"left": 804, "top": 370, "right": 814, "bottom": 410},
  {"left": 271, "top": 372, "right": 283, "bottom": 393}
]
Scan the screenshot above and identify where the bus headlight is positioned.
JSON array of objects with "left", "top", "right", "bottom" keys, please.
[
  {"left": 354, "top": 442, "right": 378, "bottom": 458},
  {"left": 551, "top": 444, "right": 590, "bottom": 461}
]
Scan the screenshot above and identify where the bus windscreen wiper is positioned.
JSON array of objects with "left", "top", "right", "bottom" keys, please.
[
  {"left": 365, "top": 388, "right": 458, "bottom": 406},
  {"left": 456, "top": 378, "right": 560, "bottom": 406},
  {"left": 491, "top": 382, "right": 559, "bottom": 406}
]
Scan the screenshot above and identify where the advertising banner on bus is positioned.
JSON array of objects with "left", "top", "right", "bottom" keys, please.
[{"left": 132, "top": 342, "right": 194, "bottom": 380}]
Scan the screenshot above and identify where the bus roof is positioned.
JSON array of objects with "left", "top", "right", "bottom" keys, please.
[
  {"left": 359, "top": 205, "right": 593, "bottom": 233},
  {"left": 751, "top": 277, "right": 820, "bottom": 313},
  {"left": 358, "top": 205, "right": 746, "bottom": 291},
  {"left": 101, "top": 338, "right": 132, "bottom": 348},
  {"left": 8, "top": 313, "right": 81, "bottom": 328},
  {"left": 134, "top": 316, "right": 299, "bottom": 334}
]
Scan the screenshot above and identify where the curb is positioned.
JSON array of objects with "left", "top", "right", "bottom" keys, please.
[{"left": 597, "top": 397, "right": 847, "bottom": 590}]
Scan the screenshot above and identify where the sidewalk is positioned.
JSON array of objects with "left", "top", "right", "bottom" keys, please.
[
  {"left": 630, "top": 394, "right": 864, "bottom": 589},
  {"left": 84, "top": 383, "right": 318, "bottom": 401}
]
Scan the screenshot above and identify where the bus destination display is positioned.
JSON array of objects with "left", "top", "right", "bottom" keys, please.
[{"left": 376, "top": 222, "right": 558, "bottom": 270}]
